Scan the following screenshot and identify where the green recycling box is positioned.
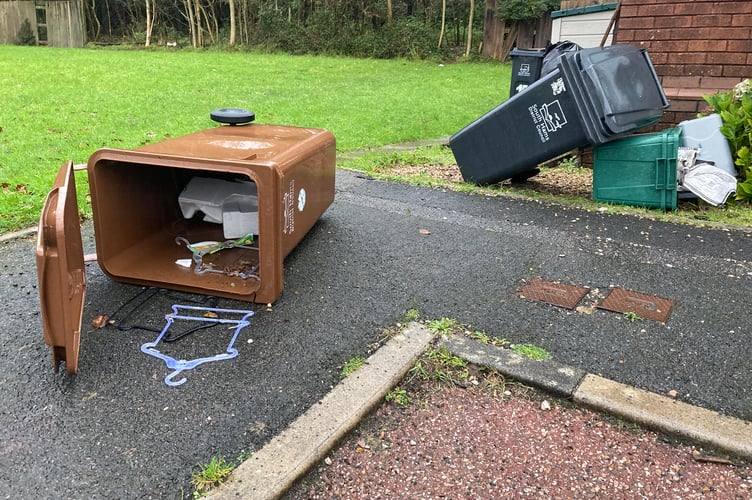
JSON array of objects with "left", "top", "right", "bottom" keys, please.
[{"left": 593, "top": 127, "right": 681, "bottom": 211}]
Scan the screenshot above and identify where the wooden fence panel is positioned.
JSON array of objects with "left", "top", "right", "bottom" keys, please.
[
  {"left": 0, "top": 1, "right": 37, "bottom": 44},
  {"left": 45, "top": 0, "right": 85, "bottom": 47}
]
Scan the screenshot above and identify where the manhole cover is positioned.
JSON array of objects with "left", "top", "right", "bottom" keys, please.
[
  {"left": 597, "top": 288, "right": 674, "bottom": 323},
  {"left": 519, "top": 279, "right": 589, "bottom": 310}
]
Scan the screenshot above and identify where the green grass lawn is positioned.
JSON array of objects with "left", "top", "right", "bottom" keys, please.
[{"left": 0, "top": 46, "right": 510, "bottom": 233}]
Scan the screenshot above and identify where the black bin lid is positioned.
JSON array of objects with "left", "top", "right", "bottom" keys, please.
[{"left": 577, "top": 45, "right": 668, "bottom": 135}]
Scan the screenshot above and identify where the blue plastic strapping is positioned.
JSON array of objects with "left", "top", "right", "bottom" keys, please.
[{"left": 140, "top": 304, "right": 254, "bottom": 386}]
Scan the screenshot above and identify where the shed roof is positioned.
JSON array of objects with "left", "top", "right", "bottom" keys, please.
[{"left": 552, "top": 2, "right": 618, "bottom": 19}]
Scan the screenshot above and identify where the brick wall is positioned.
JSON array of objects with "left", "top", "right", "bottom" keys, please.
[{"left": 614, "top": 0, "right": 752, "bottom": 128}]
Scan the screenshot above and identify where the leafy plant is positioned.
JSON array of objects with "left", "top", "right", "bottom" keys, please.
[
  {"left": 704, "top": 79, "right": 752, "bottom": 200},
  {"left": 341, "top": 356, "right": 366, "bottom": 377},
  {"left": 427, "top": 317, "right": 461, "bottom": 335},
  {"left": 468, "top": 330, "right": 509, "bottom": 347},
  {"left": 16, "top": 19, "right": 36, "bottom": 46},
  {"left": 498, "top": 0, "right": 560, "bottom": 22},
  {"left": 511, "top": 343, "right": 551, "bottom": 361},
  {"left": 407, "top": 345, "right": 469, "bottom": 386},
  {"left": 385, "top": 386, "right": 412, "bottom": 406},
  {"left": 191, "top": 455, "right": 235, "bottom": 495},
  {"left": 623, "top": 311, "right": 643, "bottom": 323},
  {"left": 404, "top": 308, "right": 420, "bottom": 322}
]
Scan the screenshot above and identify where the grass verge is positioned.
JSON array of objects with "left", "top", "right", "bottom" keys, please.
[
  {"left": 0, "top": 46, "right": 509, "bottom": 233},
  {"left": 339, "top": 144, "right": 752, "bottom": 229}
]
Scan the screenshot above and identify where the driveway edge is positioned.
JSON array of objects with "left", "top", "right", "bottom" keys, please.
[
  {"left": 442, "top": 335, "right": 752, "bottom": 461},
  {"left": 210, "top": 322, "right": 434, "bottom": 500}
]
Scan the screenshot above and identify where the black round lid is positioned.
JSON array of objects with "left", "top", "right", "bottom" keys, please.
[{"left": 210, "top": 108, "right": 256, "bottom": 126}]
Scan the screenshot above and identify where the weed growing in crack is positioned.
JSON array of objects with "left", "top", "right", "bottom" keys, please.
[
  {"left": 191, "top": 452, "right": 245, "bottom": 497},
  {"left": 427, "top": 317, "right": 462, "bottom": 335},
  {"left": 385, "top": 387, "right": 412, "bottom": 406},
  {"left": 341, "top": 356, "right": 366, "bottom": 377},
  {"left": 623, "top": 311, "right": 643, "bottom": 322},
  {"left": 407, "top": 345, "right": 469, "bottom": 387},
  {"left": 511, "top": 343, "right": 552, "bottom": 361}
]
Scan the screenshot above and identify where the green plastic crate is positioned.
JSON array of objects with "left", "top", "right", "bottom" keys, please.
[{"left": 593, "top": 128, "right": 681, "bottom": 211}]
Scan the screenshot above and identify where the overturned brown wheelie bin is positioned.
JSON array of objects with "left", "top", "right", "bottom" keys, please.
[{"left": 36, "top": 109, "right": 336, "bottom": 373}]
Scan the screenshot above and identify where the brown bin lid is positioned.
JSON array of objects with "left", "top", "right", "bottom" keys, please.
[
  {"left": 36, "top": 161, "right": 86, "bottom": 373},
  {"left": 137, "top": 123, "right": 332, "bottom": 164}
]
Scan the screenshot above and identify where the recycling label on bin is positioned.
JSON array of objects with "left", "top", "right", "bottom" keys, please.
[
  {"left": 528, "top": 77, "right": 569, "bottom": 144},
  {"left": 283, "top": 180, "right": 297, "bottom": 235},
  {"left": 283, "top": 180, "right": 308, "bottom": 235},
  {"left": 517, "top": 63, "right": 532, "bottom": 77}
]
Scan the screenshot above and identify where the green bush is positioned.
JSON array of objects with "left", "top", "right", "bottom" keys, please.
[
  {"left": 704, "top": 79, "right": 752, "bottom": 201},
  {"left": 374, "top": 18, "right": 437, "bottom": 59},
  {"left": 16, "top": 18, "right": 36, "bottom": 46},
  {"left": 254, "top": 11, "right": 307, "bottom": 54}
]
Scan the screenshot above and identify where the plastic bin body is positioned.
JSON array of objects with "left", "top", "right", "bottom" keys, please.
[
  {"left": 593, "top": 128, "right": 681, "bottom": 211},
  {"left": 509, "top": 48, "right": 546, "bottom": 97},
  {"left": 678, "top": 113, "right": 736, "bottom": 177},
  {"left": 451, "top": 69, "right": 592, "bottom": 184},
  {"left": 89, "top": 124, "right": 335, "bottom": 303},
  {"left": 36, "top": 123, "right": 335, "bottom": 373},
  {"left": 451, "top": 44, "right": 668, "bottom": 185}
]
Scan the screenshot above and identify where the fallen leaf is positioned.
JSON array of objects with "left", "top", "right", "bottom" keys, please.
[
  {"left": 576, "top": 305, "right": 596, "bottom": 315},
  {"left": 81, "top": 391, "right": 97, "bottom": 402},
  {"left": 203, "top": 311, "right": 219, "bottom": 319},
  {"left": 418, "top": 228, "right": 431, "bottom": 235},
  {"left": 92, "top": 315, "right": 109, "bottom": 329}
]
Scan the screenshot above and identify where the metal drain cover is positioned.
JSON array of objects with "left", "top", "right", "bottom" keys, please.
[
  {"left": 597, "top": 288, "right": 674, "bottom": 323},
  {"left": 519, "top": 279, "right": 589, "bottom": 310}
]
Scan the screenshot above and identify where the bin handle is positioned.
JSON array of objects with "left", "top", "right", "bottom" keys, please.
[
  {"left": 604, "top": 103, "right": 669, "bottom": 117},
  {"left": 655, "top": 158, "right": 666, "bottom": 190}
]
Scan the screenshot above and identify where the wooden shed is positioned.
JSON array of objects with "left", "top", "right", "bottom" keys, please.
[
  {"left": 551, "top": 2, "right": 618, "bottom": 48},
  {"left": 0, "top": 0, "right": 84, "bottom": 47}
]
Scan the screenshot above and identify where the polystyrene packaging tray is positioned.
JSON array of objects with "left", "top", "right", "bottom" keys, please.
[{"left": 678, "top": 114, "right": 736, "bottom": 177}]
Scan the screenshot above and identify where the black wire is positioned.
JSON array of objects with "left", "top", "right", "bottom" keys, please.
[{"left": 105, "top": 287, "right": 219, "bottom": 342}]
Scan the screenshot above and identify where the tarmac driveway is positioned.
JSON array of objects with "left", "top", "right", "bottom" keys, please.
[{"left": 0, "top": 168, "right": 750, "bottom": 498}]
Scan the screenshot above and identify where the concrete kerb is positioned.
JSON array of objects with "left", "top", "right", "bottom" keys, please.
[
  {"left": 209, "top": 322, "right": 435, "bottom": 500},
  {"left": 441, "top": 334, "right": 752, "bottom": 461},
  {"left": 212, "top": 325, "right": 751, "bottom": 500}
]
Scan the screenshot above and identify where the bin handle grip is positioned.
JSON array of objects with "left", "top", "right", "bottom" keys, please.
[
  {"left": 655, "top": 158, "right": 666, "bottom": 190},
  {"left": 604, "top": 104, "right": 668, "bottom": 117}
]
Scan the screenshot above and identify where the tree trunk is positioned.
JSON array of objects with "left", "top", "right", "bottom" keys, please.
[
  {"left": 87, "top": 0, "right": 101, "bottom": 40},
  {"left": 386, "top": 0, "right": 393, "bottom": 26},
  {"left": 229, "top": 0, "right": 236, "bottom": 46},
  {"left": 437, "top": 0, "right": 446, "bottom": 48},
  {"left": 194, "top": 0, "right": 204, "bottom": 46},
  {"left": 184, "top": 0, "right": 197, "bottom": 47},
  {"left": 464, "top": 0, "right": 474, "bottom": 56},
  {"left": 145, "top": 0, "right": 154, "bottom": 46},
  {"left": 481, "top": 0, "right": 505, "bottom": 60}
]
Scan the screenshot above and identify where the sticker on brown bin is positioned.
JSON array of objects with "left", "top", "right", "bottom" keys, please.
[
  {"left": 519, "top": 279, "right": 589, "bottom": 310},
  {"left": 597, "top": 288, "right": 674, "bottom": 323}
]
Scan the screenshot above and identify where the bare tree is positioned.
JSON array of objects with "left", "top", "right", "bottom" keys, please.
[
  {"left": 437, "top": 0, "right": 446, "bottom": 48},
  {"left": 228, "top": 0, "right": 236, "bottom": 46},
  {"left": 464, "top": 0, "right": 474, "bottom": 56},
  {"left": 145, "top": 0, "right": 156, "bottom": 46}
]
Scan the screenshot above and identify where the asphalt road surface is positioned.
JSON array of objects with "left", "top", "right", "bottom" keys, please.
[{"left": 1, "top": 168, "right": 750, "bottom": 498}]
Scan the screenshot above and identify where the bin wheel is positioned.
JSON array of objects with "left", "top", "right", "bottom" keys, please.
[
  {"left": 210, "top": 108, "right": 255, "bottom": 126},
  {"left": 510, "top": 168, "right": 540, "bottom": 183}
]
